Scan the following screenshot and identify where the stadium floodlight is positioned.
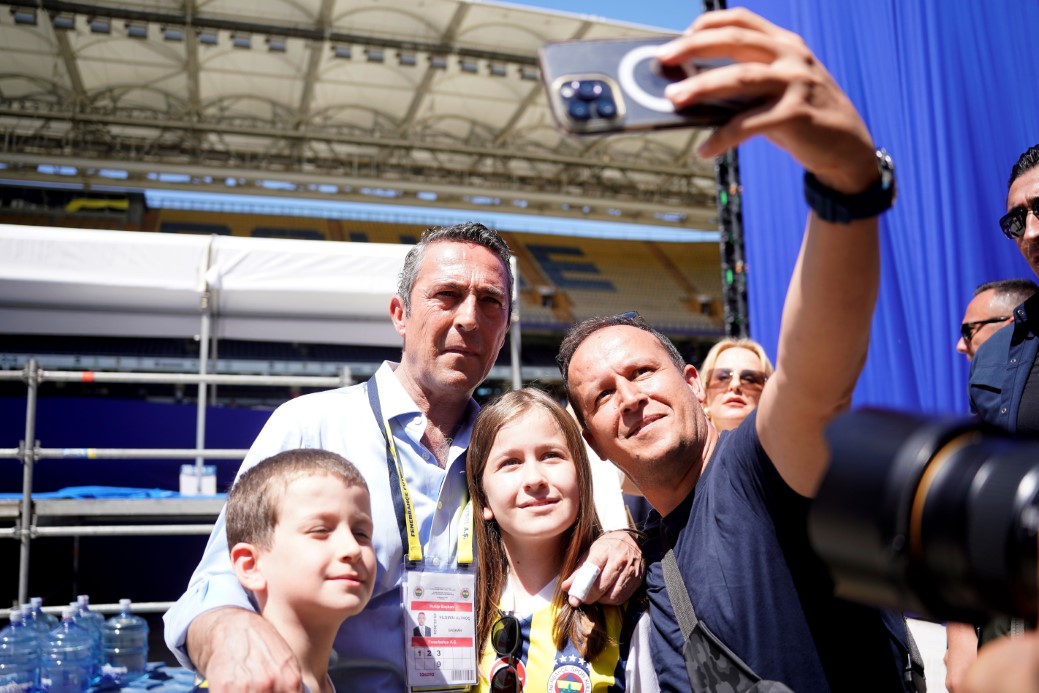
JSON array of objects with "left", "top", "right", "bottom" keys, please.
[
  {"left": 162, "top": 25, "right": 184, "bottom": 41},
  {"left": 331, "top": 44, "right": 351, "bottom": 59},
  {"left": 89, "top": 16, "right": 111, "bottom": 34},
  {"left": 267, "top": 35, "right": 287, "bottom": 52},
  {"left": 52, "top": 13, "right": 75, "bottom": 30},
  {"left": 198, "top": 28, "right": 219, "bottom": 46},
  {"left": 429, "top": 55, "right": 448, "bottom": 70},
  {"left": 126, "top": 21, "right": 148, "bottom": 39},
  {"left": 365, "top": 47, "right": 384, "bottom": 63},
  {"left": 398, "top": 51, "right": 417, "bottom": 66},
  {"left": 231, "top": 32, "right": 251, "bottom": 49},
  {"left": 12, "top": 8, "right": 37, "bottom": 25}
]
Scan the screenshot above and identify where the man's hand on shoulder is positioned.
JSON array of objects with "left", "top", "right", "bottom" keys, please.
[
  {"left": 561, "top": 529, "right": 644, "bottom": 608},
  {"left": 187, "top": 607, "right": 302, "bottom": 692}
]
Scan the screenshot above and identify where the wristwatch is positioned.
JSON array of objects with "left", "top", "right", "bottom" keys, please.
[{"left": 803, "top": 148, "right": 896, "bottom": 224}]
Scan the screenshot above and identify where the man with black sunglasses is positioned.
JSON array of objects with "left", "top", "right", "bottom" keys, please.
[
  {"left": 557, "top": 8, "right": 916, "bottom": 692},
  {"left": 970, "top": 145, "right": 1039, "bottom": 437},
  {"left": 947, "top": 278, "right": 1037, "bottom": 691},
  {"left": 954, "top": 148, "right": 1039, "bottom": 690},
  {"left": 956, "top": 279, "right": 1038, "bottom": 361}
]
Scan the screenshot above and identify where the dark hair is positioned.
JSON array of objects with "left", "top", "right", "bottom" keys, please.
[
  {"left": 396, "top": 222, "right": 514, "bottom": 315},
  {"left": 1009, "top": 145, "right": 1039, "bottom": 190},
  {"left": 556, "top": 313, "right": 685, "bottom": 426},
  {"left": 466, "top": 387, "right": 611, "bottom": 660},
  {"left": 975, "top": 278, "right": 1039, "bottom": 305},
  {"left": 226, "top": 448, "right": 367, "bottom": 550}
]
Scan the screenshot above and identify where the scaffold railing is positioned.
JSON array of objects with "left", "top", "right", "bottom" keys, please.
[{"left": 2, "top": 359, "right": 353, "bottom": 610}]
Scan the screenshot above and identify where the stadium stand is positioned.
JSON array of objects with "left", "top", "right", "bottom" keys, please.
[{"left": 517, "top": 234, "right": 722, "bottom": 335}]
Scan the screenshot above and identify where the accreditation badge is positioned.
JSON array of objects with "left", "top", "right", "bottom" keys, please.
[{"left": 402, "top": 566, "right": 478, "bottom": 691}]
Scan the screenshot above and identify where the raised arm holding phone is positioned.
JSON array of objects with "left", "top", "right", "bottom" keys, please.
[{"left": 557, "top": 8, "right": 916, "bottom": 691}]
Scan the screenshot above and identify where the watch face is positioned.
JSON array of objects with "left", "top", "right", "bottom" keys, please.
[{"left": 876, "top": 148, "right": 895, "bottom": 191}]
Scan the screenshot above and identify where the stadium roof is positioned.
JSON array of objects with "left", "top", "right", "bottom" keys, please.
[{"left": 0, "top": 0, "right": 719, "bottom": 231}]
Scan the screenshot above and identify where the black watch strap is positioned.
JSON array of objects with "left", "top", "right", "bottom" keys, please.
[{"left": 804, "top": 148, "right": 896, "bottom": 224}]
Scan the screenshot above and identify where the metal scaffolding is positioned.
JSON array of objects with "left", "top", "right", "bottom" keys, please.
[{"left": 0, "top": 359, "right": 351, "bottom": 615}]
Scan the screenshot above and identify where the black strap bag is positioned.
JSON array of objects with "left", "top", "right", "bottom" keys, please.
[{"left": 661, "top": 547, "right": 794, "bottom": 692}]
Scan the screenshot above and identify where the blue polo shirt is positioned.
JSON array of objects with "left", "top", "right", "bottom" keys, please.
[{"left": 970, "top": 292, "right": 1039, "bottom": 432}]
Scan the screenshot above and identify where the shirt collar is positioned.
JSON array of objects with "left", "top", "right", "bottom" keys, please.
[
  {"left": 1016, "top": 292, "right": 1039, "bottom": 324},
  {"left": 374, "top": 361, "right": 421, "bottom": 422},
  {"left": 375, "top": 360, "right": 481, "bottom": 447}
]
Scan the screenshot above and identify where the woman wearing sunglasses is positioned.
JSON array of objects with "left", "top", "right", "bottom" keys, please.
[
  {"left": 697, "top": 338, "right": 774, "bottom": 432},
  {"left": 466, "top": 388, "right": 657, "bottom": 692}
]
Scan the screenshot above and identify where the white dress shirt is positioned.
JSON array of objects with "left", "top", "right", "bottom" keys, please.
[{"left": 163, "top": 362, "right": 475, "bottom": 692}]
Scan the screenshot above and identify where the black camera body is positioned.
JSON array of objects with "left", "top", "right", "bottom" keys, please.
[
  {"left": 810, "top": 409, "right": 1039, "bottom": 625},
  {"left": 538, "top": 36, "right": 753, "bottom": 135}
]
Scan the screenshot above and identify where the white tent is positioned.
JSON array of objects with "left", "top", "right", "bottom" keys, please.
[
  {"left": 0, "top": 223, "right": 412, "bottom": 347},
  {"left": 0, "top": 223, "right": 522, "bottom": 387}
]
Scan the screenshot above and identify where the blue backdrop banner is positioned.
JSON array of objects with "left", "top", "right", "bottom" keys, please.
[{"left": 731, "top": 1, "right": 1039, "bottom": 414}]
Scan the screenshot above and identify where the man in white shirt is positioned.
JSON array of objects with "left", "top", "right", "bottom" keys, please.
[{"left": 163, "top": 222, "right": 643, "bottom": 692}]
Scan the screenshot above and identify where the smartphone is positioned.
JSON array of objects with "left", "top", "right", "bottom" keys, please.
[{"left": 538, "top": 36, "right": 753, "bottom": 136}]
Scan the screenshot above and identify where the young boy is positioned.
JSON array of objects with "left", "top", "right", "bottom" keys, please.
[{"left": 226, "top": 448, "right": 377, "bottom": 693}]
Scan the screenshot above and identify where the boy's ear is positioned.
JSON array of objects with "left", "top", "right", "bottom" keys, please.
[{"left": 231, "top": 542, "right": 267, "bottom": 593}]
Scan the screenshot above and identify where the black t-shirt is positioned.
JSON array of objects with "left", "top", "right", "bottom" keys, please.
[{"left": 644, "top": 411, "right": 911, "bottom": 692}]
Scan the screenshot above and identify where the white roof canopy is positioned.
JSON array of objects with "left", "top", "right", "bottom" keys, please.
[{"left": 0, "top": 0, "right": 718, "bottom": 230}]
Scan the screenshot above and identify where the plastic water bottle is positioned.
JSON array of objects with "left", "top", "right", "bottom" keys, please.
[
  {"left": 62, "top": 603, "right": 93, "bottom": 684},
  {"left": 73, "top": 597, "right": 104, "bottom": 635},
  {"left": 73, "top": 596, "right": 104, "bottom": 681},
  {"left": 22, "top": 602, "right": 52, "bottom": 645},
  {"left": 40, "top": 608, "right": 93, "bottom": 693},
  {"left": 29, "top": 598, "right": 59, "bottom": 630},
  {"left": 0, "top": 608, "right": 39, "bottom": 692},
  {"left": 101, "top": 599, "right": 148, "bottom": 683}
]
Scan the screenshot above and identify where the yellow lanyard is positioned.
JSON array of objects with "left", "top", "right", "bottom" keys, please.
[{"left": 367, "top": 373, "right": 474, "bottom": 565}]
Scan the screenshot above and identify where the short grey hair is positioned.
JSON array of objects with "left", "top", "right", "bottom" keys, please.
[
  {"left": 396, "top": 222, "right": 514, "bottom": 315},
  {"left": 974, "top": 278, "right": 1039, "bottom": 306}
]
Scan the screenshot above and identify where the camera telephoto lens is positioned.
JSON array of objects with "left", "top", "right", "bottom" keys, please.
[
  {"left": 567, "top": 100, "right": 592, "bottom": 121},
  {"left": 810, "top": 409, "right": 1039, "bottom": 626},
  {"left": 576, "top": 80, "right": 604, "bottom": 101},
  {"left": 595, "top": 96, "right": 618, "bottom": 119}
]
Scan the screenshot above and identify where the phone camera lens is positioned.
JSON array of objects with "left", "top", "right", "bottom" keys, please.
[
  {"left": 576, "top": 80, "right": 604, "bottom": 101},
  {"left": 595, "top": 97, "right": 617, "bottom": 119},
  {"left": 560, "top": 81, "right": 579, "bottom": 99},
  {"left": 568, "top": 100, "right": 592, "bottom": 121}
]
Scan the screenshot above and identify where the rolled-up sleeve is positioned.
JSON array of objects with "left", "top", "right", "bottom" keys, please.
[
  {"left": 162, "top": 506, "right": 254, "bottom": 669},
  {"left": 162, "top": 404, "right": 304, "bottom": 669}
]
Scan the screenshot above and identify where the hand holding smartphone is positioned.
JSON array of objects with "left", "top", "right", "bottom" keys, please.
[{"left": 538, "top": 36, "right": 754, "bottom": 136}]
